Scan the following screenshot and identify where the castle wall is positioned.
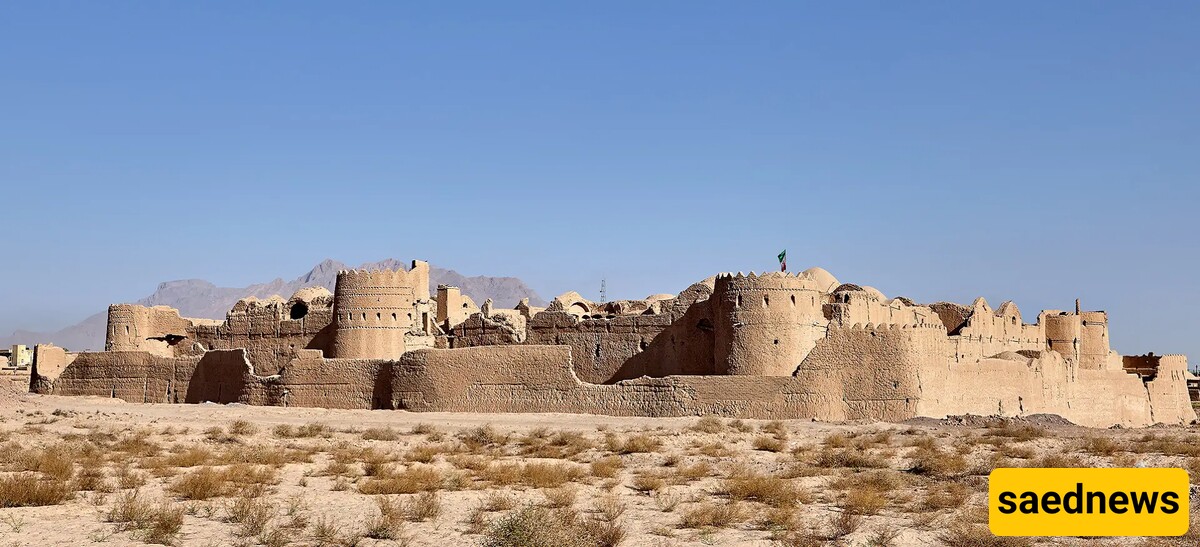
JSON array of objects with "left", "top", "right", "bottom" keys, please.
[
  {"left": 106, "top": 305, "right": 195, "bottom": 356},
  {"left": 948, "top": 299, "right": 1045, "bottom": 363},
  {"left": 184, "top": 294, "right": 336, "bottom": 375},
  {"left": 792, "top": 323, "right": 942, "bottom": 421},
  {"left": 520, "top": 281, "right": 719, "bottom": 383}
]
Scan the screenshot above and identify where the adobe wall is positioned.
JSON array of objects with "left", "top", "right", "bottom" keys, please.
[
  {"left": 948, "top": 299, "right": 1045, "bottom": 363},
  {"left": 522, "top": 281, "right": 718, "bottom": 383},
  {"left": 34, "top": 350, "right": 201, "bottom": 403},
  {"left": 915, "top": 350, "right": 1195, "bottom": 428},
  {"left": 185, "top": 292, "right": 336, "bottom": 375},
  {"left": 791, "top": 323, "right": 942, "bottom": 421},
  {"left": 106, "top": 305, "right": 196, "bottom": 356},
  {"left": 1142, "top": 355, "right": 1195, "bottom": 425},
  {"left": 244, "top": 353, "right": 391, "bottom": 410}
]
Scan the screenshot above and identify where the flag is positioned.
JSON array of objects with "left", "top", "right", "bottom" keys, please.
[{"left": 777, "top": 249, "right": 786, "bottom": 271}]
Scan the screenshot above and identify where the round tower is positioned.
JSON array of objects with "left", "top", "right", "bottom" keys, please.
[
  {"left": 1043, "top": 312, "right": 1081, "bottom": 363},
  {"left": 106, "top": 304, "right": 148, "bottom": 351},
  {"left": 331, "top": 267, "right": 418, "bottom": 359},
  {"left": 712, "top": 272, "right": 829, "bottom": 376}
]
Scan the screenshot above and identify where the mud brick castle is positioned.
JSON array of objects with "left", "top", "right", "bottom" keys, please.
[{"left": 28, "top": 260, "right": 1196, "bottom": 427}]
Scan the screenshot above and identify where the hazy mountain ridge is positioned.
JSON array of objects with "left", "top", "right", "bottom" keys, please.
[{"left": 2, "top": 259, "right": 546, "bottom": 352}]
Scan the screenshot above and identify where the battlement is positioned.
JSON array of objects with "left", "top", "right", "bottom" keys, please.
[{"left": 714, "top": 270, "right": 830, "bottom": 293}]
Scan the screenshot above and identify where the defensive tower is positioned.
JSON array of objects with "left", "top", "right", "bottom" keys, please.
[{"left": 331, "top": 260, "right": 429, "bottom": 359}]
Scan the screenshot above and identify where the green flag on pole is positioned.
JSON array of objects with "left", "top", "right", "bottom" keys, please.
[{"left": 777, "top": 249, "right": 786, "bottom": 271}]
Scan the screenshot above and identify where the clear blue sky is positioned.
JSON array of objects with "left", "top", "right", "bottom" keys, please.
[{"left": 2, "top": 2, "right": 1197, "bottom": 359}]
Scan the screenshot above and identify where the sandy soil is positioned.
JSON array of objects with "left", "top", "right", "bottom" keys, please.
[{"left": 0, "top": 390, "right": 1196, "bottom": 546}]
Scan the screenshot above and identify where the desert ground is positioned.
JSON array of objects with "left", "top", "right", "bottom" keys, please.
[{"left": 0, "top": 380, "right": 1197, "bottom": 547}]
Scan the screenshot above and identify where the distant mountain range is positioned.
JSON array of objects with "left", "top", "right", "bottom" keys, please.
[{"left": 1, "top": 259, "right": 546, "bottom": 352}]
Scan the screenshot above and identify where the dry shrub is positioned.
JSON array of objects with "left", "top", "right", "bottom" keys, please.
[
  {"left": 359, "top": 465, "right": 445, "bottom": 494},
  {"left": 999, "top": 444, "right": 1035, "bottom": 459},
  {"left": 273, "top": 422, "right": 331, "bottom": 439},
  {"left": 903, "top": 435, "right": 937, "bottom": 450},
  {"left": 521, "top": 431, "right": 595, "bottom": 459},
  {"left": 1079, "top": 435, "right": 1120, "bottom": 456},
  {"left": 593, "top": 494, "right": 626, "bottom": 522},
  {"left": 824, "top": 433, "right": 851, "bottom": 448},
  {"left": 606, "top": 433, "right": 662, "bottom": 454},
  {"left": 1131, "top": 434, "right": 1200, "bottom": 457},
  {"left": 220, "top": 444, "right": 311, "bottom": 467},
  {"left": 759, "top": 420, "right": 788, "bottom": 438},
  {"left": 752, "top": 435, "right": 787, "bottom": 452},
  {"left": 652, "top": 489, "right": 682, "bottom": 512},
  {"left": 170, "top": 467, "right": 229, "bottom": 500},
  {"left": 0, "top": 473, "right": 74, "bottom": 507},
  {"left": 170, "top": 464, "right": 278, "bottom": 500},
  {"left": 406, "top": 443, "right": 445, "bottom": 464},
  {"left": 521, "top": 462, "right": 589, "bottom": 488},
  {"left": 756, "top": 505, "right": 800, "bottom": 532},
  {"left": 630, "top": 473, "right": 666, "bottom": 494},
  {"left": 983, "top": 422, "right": 1045, "bottom": 442},
  {"left": 366, "top": 496, "right": 406, "bottom": 540},
  {"left": 939, "top": 521, "right": 1032, "bottom": 547},
  {"left": 73, "top": 467, "right": 112, "bottom": 492},
  {"left": 461, "top": 424, "right": 509, "bottom": 450},
  {"left": 227, "top": 495, "right": 275, "bottom": 537},
  {"left": 542, "top": 486, "right": 577, "bottom": 508},
  {"left": 695, "top": 442, "right": 732, "bottom": 458},
  {"left": 830, "top": 511, "right": 861, "bottom": 538},
  {"left": 924, "top": 481, "right": 971, "bottom": 510},
  {"left": 1028, "top": 453, "right": 1084, "bottom": 468},
  {"left": 448, "top": 454, "right": 494, "bottom": 472},
  {"left": 814, "top": 448, "right": 888, "bottom": 469},
  {"left": 831, "top": 469, "right": 905, "bottom": 493},
  {"left": 479, "top": 461, "right": 587, "bottom": 488},
  {"left": 728, "top": 419, "right": 753, "bottom": 433},
  {"left": 678, "top": 501, "right": 744, "bottom": 529},
  {"left": 483, "top": 505, "right": 624, "bottom": 547},
  {"left": 907, "top": 447, "right": 967, "bottom": 478},
  {"left": 113, "top": 432, "right": 162, "bottom": 458},
  {"left": 402, "top": 491, "right": 442, "bottom": 521},
  {"left": 411, "top": 423, "right": 439, "bottom": 436},
  {"left": 33, "top": 449, "right": 76, "bottom": 481},
  {"left": 161, "top": 446, "right": 215, "bottom": 468},
  {"left": 228, "top": 420, "right": 258, "bottom": 436},
  {"left": 689, "top": 416, "right": 725, "bottom": 434},
  {"left": 721, "top": 470, "right": 801, "bottom": 508},
  {"left": 482, "top": 492, "right": 517, "bottom": 511},
  {"left": 841, "top": 487, "right": 888, "bottom": 515},
  {"left": 590, "top": 456, "right": 624, "bottom": 479},
  {"left": 676, "top": 461, "right": 712, "bottom": 481},
  {"left": 362, "top": 427, "right": 400, "bottom": 441},
  {"left": 106, "top": 491, "right": 185, "bottom": 544},
  {"left": 310, "top": 516, "right": 344, "bottom": 545}
]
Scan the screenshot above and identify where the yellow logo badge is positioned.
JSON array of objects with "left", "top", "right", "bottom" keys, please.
[{"left": 989, "top": 468, "right": 1189, "bottom": 536}]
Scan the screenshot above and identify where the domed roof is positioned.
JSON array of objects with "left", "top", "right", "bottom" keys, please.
[
  {"left": 861, "top": 286, "right": 886, "bottom": 300},
  {"left": 802, "top": 267, "right": 840, "bottom": 292},
  {"left": 290, "top": 286, "right": 333, "bottom": 302},
  {"left": 833, "top": 283, "right": 863, "bottom": 293},
  {"left": 644, "top": 294, "right": 675, "bottom": 302}
]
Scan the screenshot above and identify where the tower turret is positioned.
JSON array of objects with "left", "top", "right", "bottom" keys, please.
[{"left": 331, "top": 262, "right": 426, "bottom": 359}]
